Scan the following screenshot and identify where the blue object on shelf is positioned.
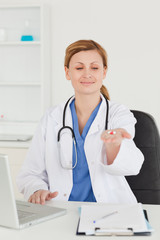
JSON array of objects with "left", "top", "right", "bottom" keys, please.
[{"left": 21, "top": 35, "right": 34, "bottom": 41}]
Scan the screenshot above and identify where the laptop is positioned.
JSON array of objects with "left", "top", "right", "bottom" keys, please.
[{"left": 0, "top": 154, "right": 66, "bottom": 229}]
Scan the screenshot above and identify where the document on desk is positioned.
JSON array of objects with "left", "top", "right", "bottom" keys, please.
[{"left": 77, "top": 203, "right": 153, "bottom": 236}]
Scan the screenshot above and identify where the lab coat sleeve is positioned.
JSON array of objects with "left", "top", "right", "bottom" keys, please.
[
  {"left": 16, "top": 115, "right": 49, "bottom": 201},
  {"left": 100, "top": 103, "right": 144, "bottom": 176},
  {"left": 100, "top": 139, "right": 144, "bottom": 175}
]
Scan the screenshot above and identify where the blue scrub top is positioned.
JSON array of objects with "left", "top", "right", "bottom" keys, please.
[{"left": 69, "top": 99, "right": 102, "bottom": 202}]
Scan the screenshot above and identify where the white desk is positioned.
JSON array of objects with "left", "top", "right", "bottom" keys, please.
[{"left": 0, "top": 201, "right": 160, "bottom": 240}]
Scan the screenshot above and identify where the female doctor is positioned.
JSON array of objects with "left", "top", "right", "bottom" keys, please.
[{"left": 17, "top": 39, "right": 144, "bottom": 205}]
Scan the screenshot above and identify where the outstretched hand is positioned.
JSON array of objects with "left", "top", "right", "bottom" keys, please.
[
  {"left": 101, "top": 128, "right": 131, "bottom": 165},
  {"left": 101, "top": 128, "right": 131, "bottom": 146}
]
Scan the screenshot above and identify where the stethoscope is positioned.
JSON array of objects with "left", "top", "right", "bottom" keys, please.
[{"left": 57, "top": 95, "right": 109, "bottom": 169}]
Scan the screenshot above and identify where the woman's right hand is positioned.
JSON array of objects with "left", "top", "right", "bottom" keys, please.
[{"left": 28, "top": 190, "right": 58, "bottom": 205}]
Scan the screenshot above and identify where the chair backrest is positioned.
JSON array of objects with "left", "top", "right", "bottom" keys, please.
[{"left": 126, "top": 110, "right": 160, "bottom": 204}]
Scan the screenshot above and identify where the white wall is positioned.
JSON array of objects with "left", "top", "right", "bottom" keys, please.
[
  {"left": 1, "top": 0, "right": 160, "bottom": 130},
  {"left": 51, "top": 0, "right": 160, "bottom": 131}
]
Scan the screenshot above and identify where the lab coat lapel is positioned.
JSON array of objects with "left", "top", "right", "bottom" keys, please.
[
  {"left": 84, "top": 97, "right": 107, "bottom": 170},
  {"left": 87, "top": 96, "right": 107, "bottom": 136}
]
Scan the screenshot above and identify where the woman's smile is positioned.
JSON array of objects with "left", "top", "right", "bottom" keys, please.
[{"left": 80, "top": 81, "right": 94, "bottom": 86}]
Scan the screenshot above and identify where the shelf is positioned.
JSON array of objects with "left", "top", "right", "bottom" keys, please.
[
  {"left": 0, "top": 41, "right": 41, "bottom": 46},
  {"left": 0, "top": 120, "right": 38, "bottom": 124},
  {"left": 0, "top": 4, "right": 42, "bottom": 9},
  {"left": 0, "top": 81, "right": 41, "bottom": 86},
  {"left": 0, "top": 140, "right": 31, "bottom": 148},
  {"left": 0, "top": 4, "right": 51, "bottom": 135},
  {"left": 0, "top": 121, "right": 38, "bottom": 141}
]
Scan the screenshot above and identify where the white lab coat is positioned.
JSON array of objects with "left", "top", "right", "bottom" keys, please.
[{"left": 17, "top": 95, "right": 144, "bottom": 203}]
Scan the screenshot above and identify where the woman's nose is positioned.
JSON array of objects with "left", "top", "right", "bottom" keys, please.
[{"left": 83, "top": 69, "right": 92, "bottom": 78}]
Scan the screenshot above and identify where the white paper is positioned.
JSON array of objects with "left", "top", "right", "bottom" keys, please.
[{"left": 78, "top": 203, "right": 149, "bottom": 234}]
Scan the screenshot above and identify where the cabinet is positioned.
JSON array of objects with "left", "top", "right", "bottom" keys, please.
[{"left": 0, "top": 4, "right": 51, "bottom": 136}]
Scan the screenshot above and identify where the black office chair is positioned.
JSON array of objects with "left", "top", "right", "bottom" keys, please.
[{"left": 126, "top": 110, "right": 160, "bottom": 204}]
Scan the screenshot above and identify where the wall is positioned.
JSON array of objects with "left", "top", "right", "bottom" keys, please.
[
  {"left": 0, "top": 0, "right": 160, "bottom": 130},
  {"left": 51, "top": 0, "right": 160, "bottom": 130}
]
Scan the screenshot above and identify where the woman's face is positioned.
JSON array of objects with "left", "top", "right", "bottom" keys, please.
[{"left": 65, "top": 50, "right": 107, "bottom": 96}]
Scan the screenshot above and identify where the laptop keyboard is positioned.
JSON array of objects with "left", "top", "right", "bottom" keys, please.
[{"left": 17, "top": 210, "right": 35, "bottom": 220}]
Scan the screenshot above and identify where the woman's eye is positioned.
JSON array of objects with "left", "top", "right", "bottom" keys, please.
[
  {"left": 76, "top": 67, "right": 83, "bottom": 70},
  {"left": 92, "top": 67, "right": 98, "bottom": 70}
]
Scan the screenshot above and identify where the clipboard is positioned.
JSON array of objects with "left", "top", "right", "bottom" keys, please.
[{"left": 76, "top": 204, "right": 154, "bottom": 236}]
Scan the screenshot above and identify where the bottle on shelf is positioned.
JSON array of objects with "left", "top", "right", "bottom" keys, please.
[{"left": 21, "top": 20, "right": 34, "bottom": 41}]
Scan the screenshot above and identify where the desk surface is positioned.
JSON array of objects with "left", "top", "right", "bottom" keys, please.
[{"left": 0, "top": 201, "right": 160, "bottom": 240}]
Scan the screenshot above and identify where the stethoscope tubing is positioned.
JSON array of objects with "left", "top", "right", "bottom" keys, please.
[{"left": 57, "top": 95, "right": 109, "bottom": 169}]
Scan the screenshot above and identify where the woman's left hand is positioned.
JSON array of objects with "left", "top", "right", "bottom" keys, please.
[{"left": 101, "top": 128, "right": 132, "bottom": 165}]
